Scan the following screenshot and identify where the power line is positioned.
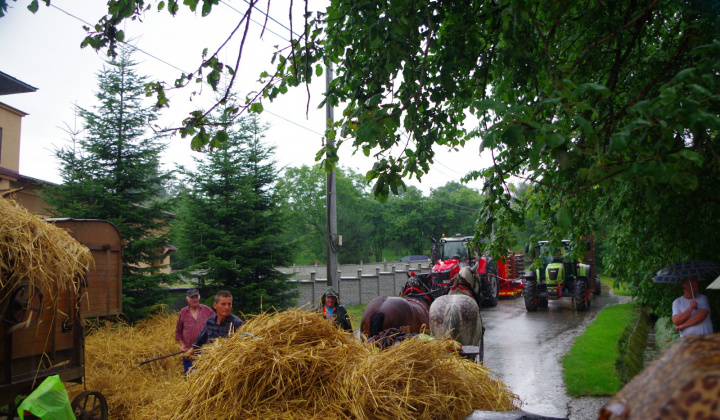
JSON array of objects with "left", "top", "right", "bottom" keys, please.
[{"left": 48, "top": 2, "right": 475, "bottom": 190}]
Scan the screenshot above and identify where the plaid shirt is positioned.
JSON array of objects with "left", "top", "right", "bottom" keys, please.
[
  {"left": 175, "top": 304, "right": 215, "bottom": 348},
  {"left": 193, "top": 314, "right": 244, "bottom": 348}
]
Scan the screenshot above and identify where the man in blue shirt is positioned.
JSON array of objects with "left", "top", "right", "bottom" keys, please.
[{"left": 188, "top": 290, "right": 244, "bottom": 353}]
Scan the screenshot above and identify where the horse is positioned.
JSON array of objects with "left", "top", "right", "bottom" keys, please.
[
  {"left": 429, "top": 266, "right": 485, "bottom": 362},
  {"left": 360, "top": 272, "right": 434, "bottom": 338}
]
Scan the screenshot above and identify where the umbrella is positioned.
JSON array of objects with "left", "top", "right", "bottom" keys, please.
[
  {"left": 653, "top": 260, "right": 720, "bottom": 284},
  {"left": 707, "top": 275, "right": 720, "bottom": 290}
]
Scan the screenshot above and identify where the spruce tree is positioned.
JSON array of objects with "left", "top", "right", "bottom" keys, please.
[
  {"left": 174, "top": 110, "right": 297, "bottom": 315},
  {"left": 43, "top": 47, "right": 173, "bottom": 321}
]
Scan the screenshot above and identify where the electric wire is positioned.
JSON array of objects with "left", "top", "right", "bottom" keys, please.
[{"left": 48, "top": 1, "right": 475, "bottom": 189}]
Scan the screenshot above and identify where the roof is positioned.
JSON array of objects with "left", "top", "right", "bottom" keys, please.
[{"left": 0, "top": 70, "right": 37, "bottom": 95}]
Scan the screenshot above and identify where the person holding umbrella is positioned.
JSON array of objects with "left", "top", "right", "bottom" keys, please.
[{"left": 672, "top": 276, "right": 713, "bottom": 337}]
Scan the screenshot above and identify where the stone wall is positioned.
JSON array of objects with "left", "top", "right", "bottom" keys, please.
[{"left": 290, "top": 264, "right": 432, "bottom": 309}]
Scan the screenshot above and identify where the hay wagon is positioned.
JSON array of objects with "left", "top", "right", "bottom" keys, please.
[{"left": 0, "top": 207, "right": 123, "bottom": 420}]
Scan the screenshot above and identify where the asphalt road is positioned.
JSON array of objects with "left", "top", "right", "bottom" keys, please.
[{"left": 470, "top": 285, "right": 632, "bottom": 420}]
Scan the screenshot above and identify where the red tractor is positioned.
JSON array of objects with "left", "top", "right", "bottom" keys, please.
[{"left": 431, "top": 234, "right": 500, "bottom": 307}]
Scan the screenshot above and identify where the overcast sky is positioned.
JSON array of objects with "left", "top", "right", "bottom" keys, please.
[{"left": 0, "top": 0, "right": 491, "bottom": 195}]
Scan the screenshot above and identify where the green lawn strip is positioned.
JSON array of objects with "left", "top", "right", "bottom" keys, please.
[
  {"left": 563, "top": 303, "right": 637, "bottom": 396},
  {"left": 346, "top": 303, "right": 367, "bottom": 330},
  {"left": 599, "top": 273, "right": 631, "bottom": 296}
]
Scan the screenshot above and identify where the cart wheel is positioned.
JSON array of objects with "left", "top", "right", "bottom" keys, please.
[
  {"left": 71, "top": 391, "right": 108, "bottom": 420},
  {"left": 11, "top": 284, "right": 43, "bottom": 327}
]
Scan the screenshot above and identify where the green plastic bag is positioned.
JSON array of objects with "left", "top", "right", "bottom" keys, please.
[{"left": 17, "top": 374, "right": 74, "bottom": 420}]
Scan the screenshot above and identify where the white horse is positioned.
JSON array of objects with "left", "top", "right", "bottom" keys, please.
[{"left": 429, "top": 267, "right": 485, "bottom": 362}]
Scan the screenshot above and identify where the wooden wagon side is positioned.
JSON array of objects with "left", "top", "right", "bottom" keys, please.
[
  {"left": 47, "top": 219, "right": 124, "bottom": 318},
  {"left": 0, "top": 216, "right": 123, "bottom": 418}
]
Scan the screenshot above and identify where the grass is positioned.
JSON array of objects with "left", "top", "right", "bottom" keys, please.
[
  {"left": 562, "top": 302, "right": 638, "bottom": 396},
  {"left": 600, "top": 273, "right": 632, "bottom": 296},
  {"left": 346, "top": 303, "right": 367, "bottom": 330}
]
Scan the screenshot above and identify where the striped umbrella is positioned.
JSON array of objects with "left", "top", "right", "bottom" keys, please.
[{"left": 652, "top": 260, "right": 720, "bottom": 284}]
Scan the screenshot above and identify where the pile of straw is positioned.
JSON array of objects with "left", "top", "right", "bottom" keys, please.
[
  {"left": 71, "top": 312, "right": 184, "bottom": 419},
  {"left": 132, "top": 309, "right": 519, "bottom": 420},
  {"left": 0, "top": 198, "right": 92, "bottom": 298}
]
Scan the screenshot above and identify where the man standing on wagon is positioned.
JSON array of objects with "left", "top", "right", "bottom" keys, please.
[
  {"left": 175, "top": 288, "right": 215, "bottom": 373},
  {"left": 186, "top": 290, "right": 244, "bottom": 357}
]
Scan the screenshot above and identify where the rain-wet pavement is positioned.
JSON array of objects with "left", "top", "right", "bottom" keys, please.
[{"left": 467, "top": 285, "right": 632, "bottom": 420}]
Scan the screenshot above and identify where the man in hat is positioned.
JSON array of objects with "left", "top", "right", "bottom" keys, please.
[
  {"left": 672, "top": 277, "right": 713, "bottom": 337},
  {"left": 175, "top": 288, "right": 215, "bottom": 373},
  {"left": 322, "top": 286, "right": 353, "bottom": 332}
]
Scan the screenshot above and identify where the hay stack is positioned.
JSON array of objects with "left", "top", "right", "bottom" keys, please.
[
  {"left": 0, "top": 197, "right": 92, "bottom": 300},
  {"left": 133, "top": 309, "right": 519, "bottom": 420},
  {"left": 73, "top": 312, "right": 183, "bottom": 419}
]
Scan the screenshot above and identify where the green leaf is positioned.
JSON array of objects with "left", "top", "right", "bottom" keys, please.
[
  {"left": 158, "top": 1, "right": 165, "bottom": 11},
  {"left": 502, "top": 125, "right": 524, "bottom": 147},
  {"left": 555, "top": 206, "right": 571, "bottom": 229},
  {"left": 473, "top": 99, "right": 503, "bottom": 112},
  {"left": 677, "top": 149, "right": 704, "bottom": 166},
  {"left": 575, "top": 82, "right": 610, "bottom": 97},
  {"left": 27, "top": 0, "right": 39, "bottom": 13},
  {"left": 249, "top": 102, "right": 264, "bottom": 113},
  {"left": 545, "top": 133, "right": 565, "bottom": 148},
  {"left": 610, "top": 132, "right": 628, "bottom": 152},
  {"left": 315, "top": 64, "right": 323, "bottom": 77},
  {"left": 357, "top": 120, "right": 382, "bottom": 143},
  {"left": 115, "top": 30, "right": 125, "bottom": 42}
]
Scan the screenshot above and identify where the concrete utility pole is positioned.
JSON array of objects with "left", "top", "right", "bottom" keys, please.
[{"left": 326, "top": 63, "right": 340, "bottom": 290}]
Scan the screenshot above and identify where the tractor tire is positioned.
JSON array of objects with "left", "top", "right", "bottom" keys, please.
[
  {"left": 481, "top": 274, "right": 499, "bottom": 308},
  {"left": 524, "top": 280, "right": 538, "bottom": 312},
  {"left": 575, "top": 279, "right": 590, "bottom": 311},
  {"left": 594, "top": 277, "right": 602, "bottom": 296}
]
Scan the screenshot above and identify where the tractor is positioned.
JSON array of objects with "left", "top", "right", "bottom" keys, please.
[
  {"left": 431, "top": 234, "right": 500, "bottom": 307},
  {"left": 523, "top": 236, "right": 601, "bottom": 312}
]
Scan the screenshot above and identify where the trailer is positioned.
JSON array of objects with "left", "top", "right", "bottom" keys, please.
[
  {"left": 1, "top": 212, "right": 124, "bottom": 419},
  {"left": 497, "top": 253, "right": 525, "bottom": 297}
]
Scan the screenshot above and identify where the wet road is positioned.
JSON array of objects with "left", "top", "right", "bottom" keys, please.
[{"left": 477, "top": 285, "right": 631, "bottom": 419}]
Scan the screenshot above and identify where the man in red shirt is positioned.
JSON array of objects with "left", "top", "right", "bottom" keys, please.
[{"left": 175, "top": 288, "right": 215, "bottom": 373}]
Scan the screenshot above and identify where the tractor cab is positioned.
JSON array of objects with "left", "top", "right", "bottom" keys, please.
[{"left": 431, "top": 234, "right": 500, "bottom": 307}]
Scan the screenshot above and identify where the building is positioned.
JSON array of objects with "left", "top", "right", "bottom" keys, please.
[{"left": 0, "top": 70, "right": 53, "bottom": 216}]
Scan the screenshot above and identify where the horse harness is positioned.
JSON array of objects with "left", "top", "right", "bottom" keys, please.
[{"left": 402, "top": 287, "right": 432, "bottom": 320}]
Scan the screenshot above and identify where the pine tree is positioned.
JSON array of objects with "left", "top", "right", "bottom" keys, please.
[
  {"left": 174, "top": 109, "right": 297, "bottom": 315},
  {"left": 42, "top": 47, "right": 173, "bottom": 321}
]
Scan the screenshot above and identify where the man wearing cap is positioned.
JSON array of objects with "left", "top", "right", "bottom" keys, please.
[
  {"left": 175, "top": 288, "right": 215, "bottom": 373},
  {"left": 672, "top": 277, "right": 713, "bottom": 337},
  {"left": 322, "top": 286, "right": 353, "bottom": 332}
]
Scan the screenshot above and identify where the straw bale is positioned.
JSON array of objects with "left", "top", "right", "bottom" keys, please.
[
  {"left": 70, "top": 312, "right": 184, "bottom": 419},
  {"left": 0, "top": 197, "right": 92, "bottom": 300},
  {"left": 130, "top": 309, "right": 519, "bottom": 420}
]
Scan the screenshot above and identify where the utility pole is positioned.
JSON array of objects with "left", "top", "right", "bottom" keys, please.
[{"left": 326, "top": 63, "right": 339, "bottom": 290}]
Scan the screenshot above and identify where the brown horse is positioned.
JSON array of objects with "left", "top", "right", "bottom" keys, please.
[{"left": 360, "top": 274, "right": 433, "bottom": 338}]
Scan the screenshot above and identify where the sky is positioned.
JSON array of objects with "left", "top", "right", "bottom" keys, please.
[{"left": 0, "top": 0, "right": 492, "bottom": 195}]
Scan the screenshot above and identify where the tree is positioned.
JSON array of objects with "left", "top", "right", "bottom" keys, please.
[
  {"left": 276, "top": 164, "right": 376, "bottom": 264},
  {"left": 42, "top": 47, "right": 173, "bottom": 321},
  {"left": 23, "top": 0, "right": 720, "bottom": 314},
  {"left": 173, "top": 110, "right": 298, "bottom": 315}
]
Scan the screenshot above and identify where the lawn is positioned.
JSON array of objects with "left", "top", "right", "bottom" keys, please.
[
  {"left": 562, "top": 302, "right": 638, "bottom": 396},
  {"left": 346, "top": 303, "right": 367, "bottom": 330},
  {"left": 600, "top": 273, "right": 631, "bottom": 296}
]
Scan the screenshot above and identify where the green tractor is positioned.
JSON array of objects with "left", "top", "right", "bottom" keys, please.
[{"left": 523, "top": 237, "right": 601, "bottom": 312}]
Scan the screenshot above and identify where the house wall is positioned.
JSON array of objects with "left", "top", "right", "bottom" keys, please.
[{"left": 0, "top": 101, "right": 23, "bottom": 173}]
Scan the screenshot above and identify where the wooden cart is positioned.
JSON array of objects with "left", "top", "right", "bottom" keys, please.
[{"left": 0, "top": 219, "right": 124, "bottom": 420}]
